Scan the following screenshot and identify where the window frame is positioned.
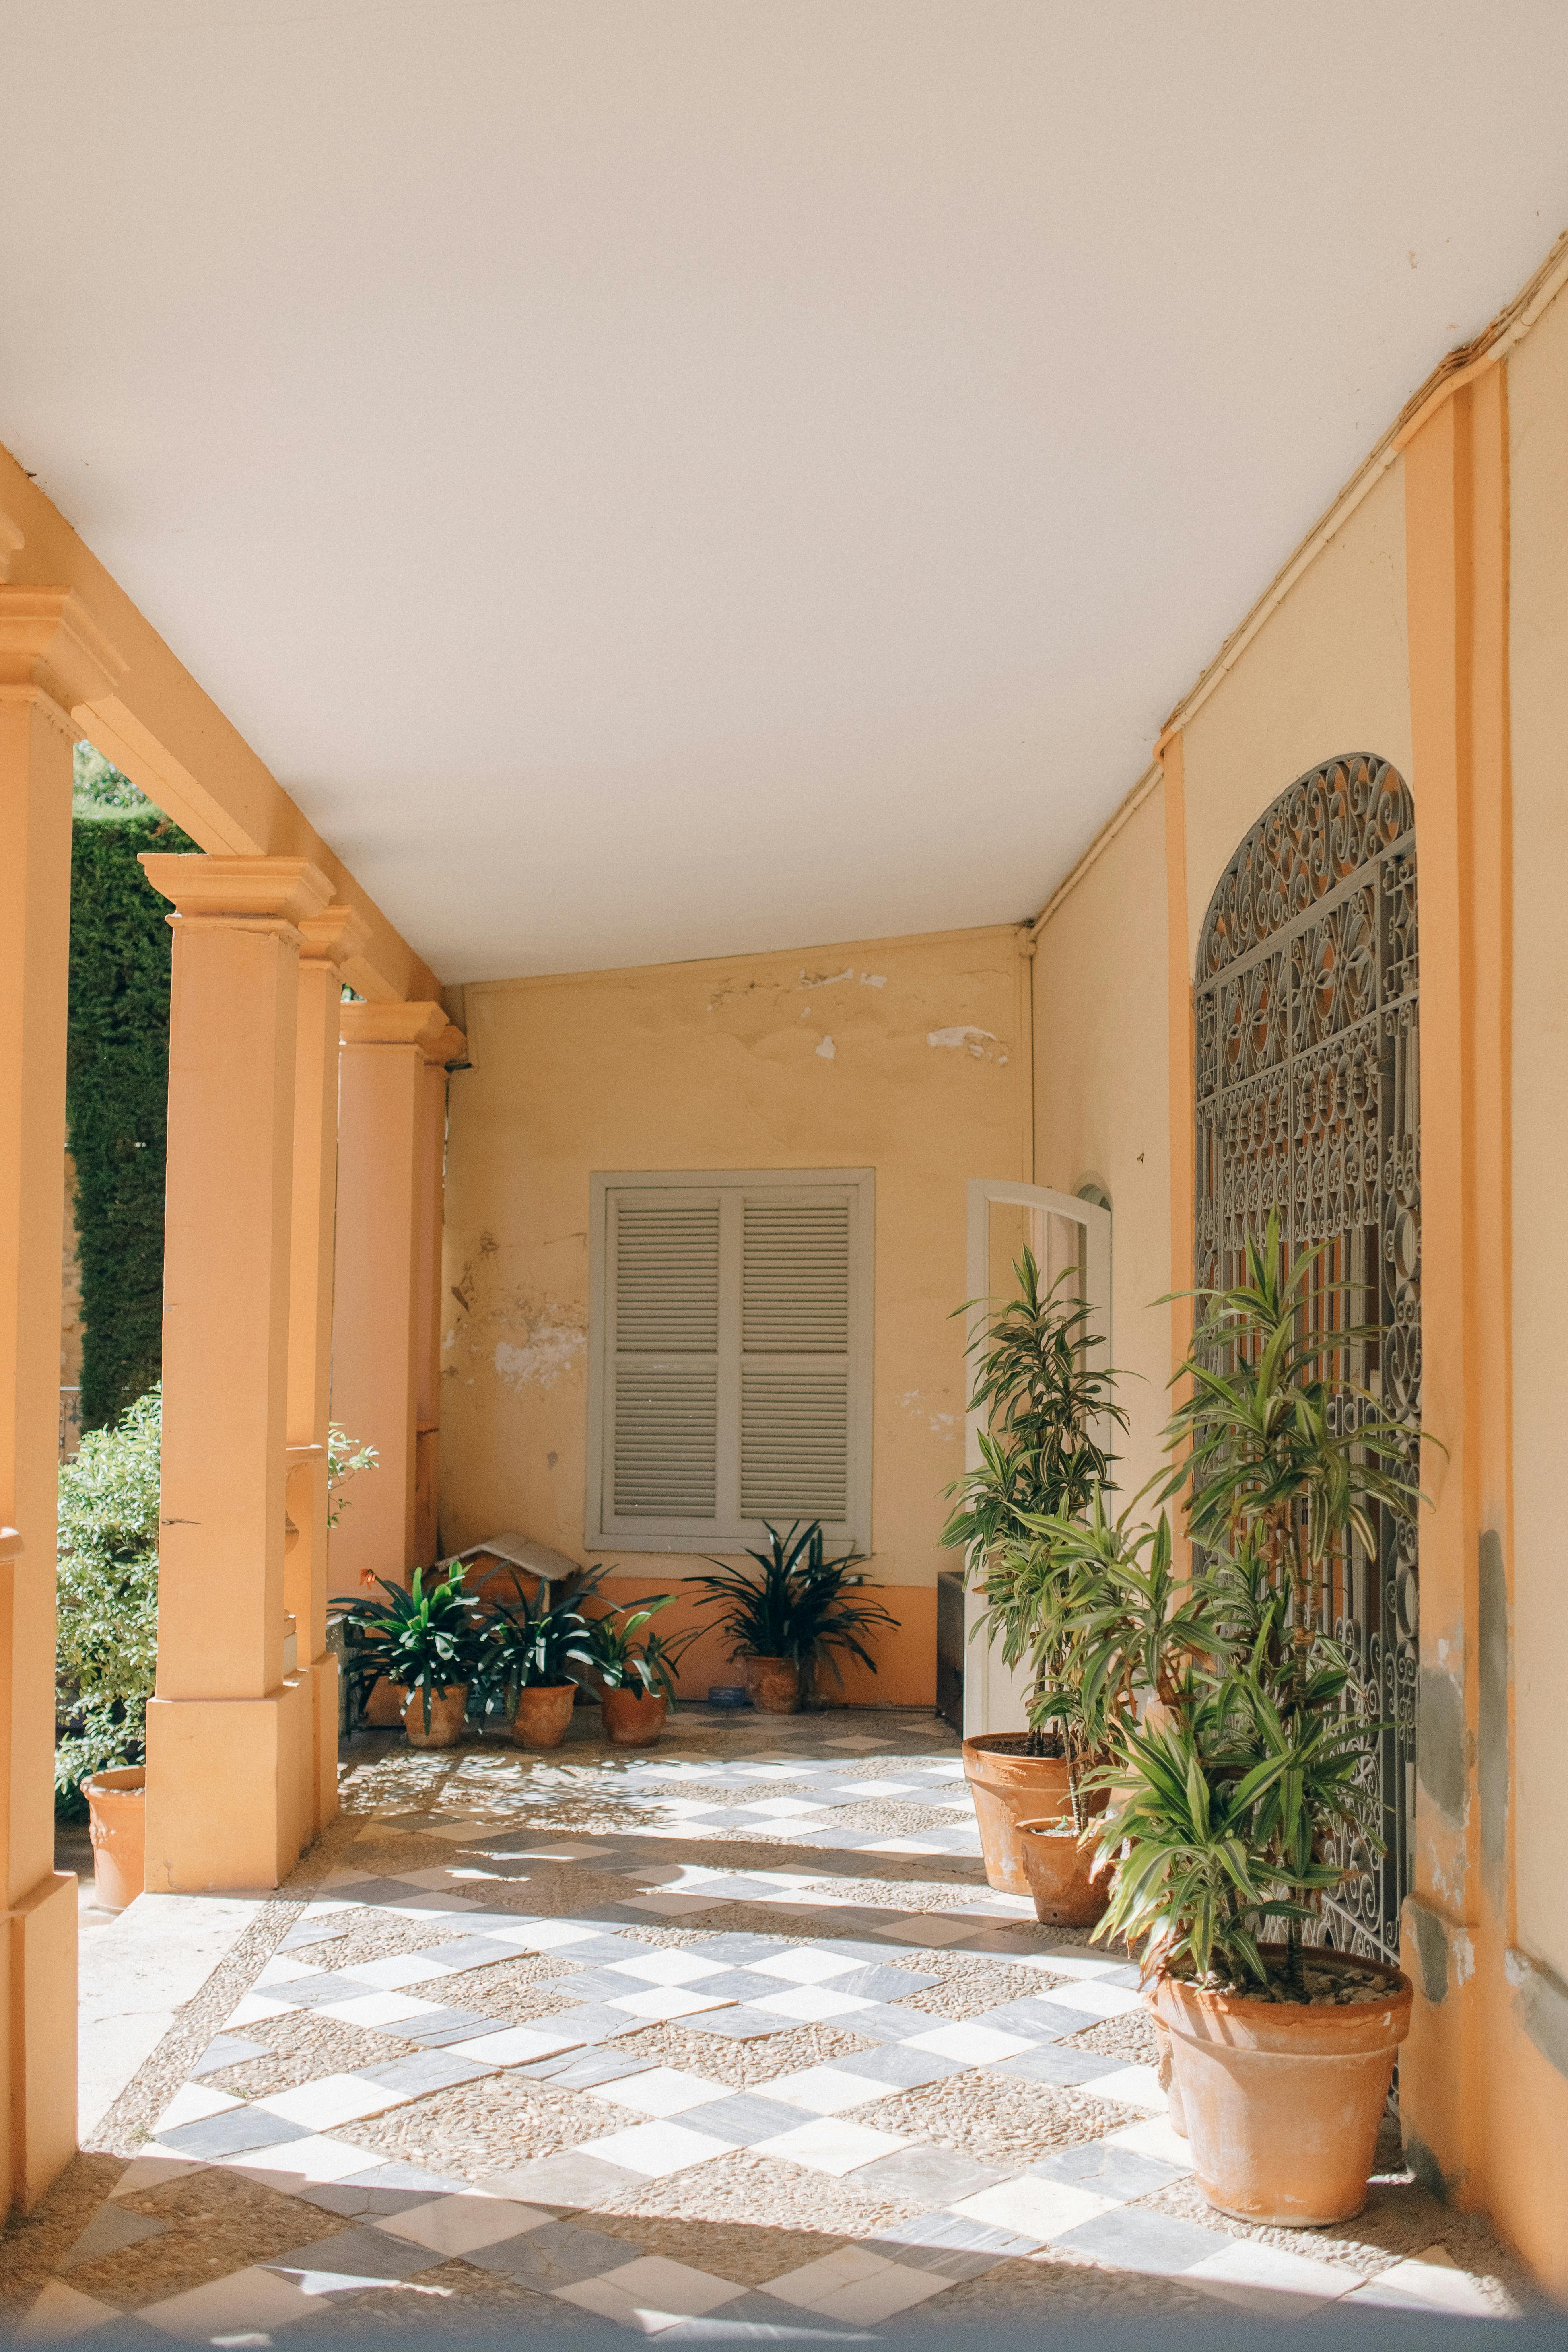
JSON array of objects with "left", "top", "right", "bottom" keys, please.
[{"left": 585, "top": 1167, "right": 875, "bottom": 1554}]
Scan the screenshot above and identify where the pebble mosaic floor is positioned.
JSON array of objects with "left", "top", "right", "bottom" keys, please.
[{"left": 3, "top": 1705, "right": 1534, "bottom": 2340}]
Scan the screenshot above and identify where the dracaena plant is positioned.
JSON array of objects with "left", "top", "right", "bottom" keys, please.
[
  {"left": 941, "top": 1249, "right": 1127, "bottom": 1758},
  {"left": 474, "top": 1567, "right": 604, "bottom": 1716},
  {"left": 1081, "top": 1213, "right": 1427, "bottom": 1998},
  {"left": 687, "top": 1521, "right": 898, "bottom": 1706},
  {"left": 334, "top": 1562, "right": 484, "bottom": 1732},
  {"left": 586, "top": 1593, "right": 698, "bottom": 1704}
]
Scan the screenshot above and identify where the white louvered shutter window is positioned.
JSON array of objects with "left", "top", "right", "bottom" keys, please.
[{"left": 590, "top": 1171, "right": 872, "bottom": 1549}]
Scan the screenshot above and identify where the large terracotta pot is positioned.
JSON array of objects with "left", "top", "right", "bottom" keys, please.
[
  {"left": 400, "top": 1683, "right": 469, "bottom": 1749},
  {"left": 961, "top": 1735, "right": 1106, "bottom": 1893},
  {"left": 1150, "top": 1950, "right": 1412, "bottom": 2226},
  {"left": 512, "top": 1683, "right": 577, "bottom": 1751},
  {"left": 84, "top": 1767, "right": 145, "bottom": 1912},
  {"left": 745, "top": 1656, "right": 801, "bottom": 1714},
  {"left": 1016, "top": 1817, "right": 1112, "bottom": 1928},
  {"left": 1151, "top": 2016, "right": 1186, "bottom": 2136},
  {"left": 601, "top": 1686, "right": 668, "bottom": 1747}
]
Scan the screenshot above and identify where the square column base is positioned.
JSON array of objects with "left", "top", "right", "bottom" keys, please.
[
  {"left": 308, "top": 1655, "right": 340, "bottom": 1836},
  {"left": 6, "top": 1871, "right": 79, "bottom": 2212},
  {"left": 145, "top": 1694, "right": 305, "bottom": 1892}
]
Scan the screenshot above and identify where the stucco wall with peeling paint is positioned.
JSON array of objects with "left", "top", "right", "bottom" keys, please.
[{"left": 439, "top": 923, "right": 1031, "bottom": 1703}]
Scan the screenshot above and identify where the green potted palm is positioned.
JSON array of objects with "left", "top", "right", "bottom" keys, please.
[
  {"left": 475, "top": 1569, "right": 602, "bottom": 1751},
  {"left": 1081, "top": 1216, "right": 1424, "bottom": 2226},
  {"left": 587, "top": 1595, "right": 696, "bottom": 1747},
  {"left": 688, "top": 1520, "right": 898, "bottom": 1713},
  {"left": 940, "top": 1249, "right": 1127, "bottom": 1889},
  {"left": 336, "top": 1562, "right": 485, "bottom": 1748}
]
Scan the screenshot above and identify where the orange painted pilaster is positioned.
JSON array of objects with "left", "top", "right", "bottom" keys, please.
[
  {"left": 0, "top": 585, "right": 123, "bottom": 2210},
  {"left": 287, "top": 906, "right": 367, "bottom": 1836},
  {"left": 331, "top": 1004, "right": 460, "bottom": 1593},
  {"left": 414, "top": 1054, "right": 454, "bottom": 1567},
  {"left": 1399, "top": 372, "right": 1519, "bottom": 2221},
  {"left": 141, "top": 854, "right": 333, "bottom": 1891}
]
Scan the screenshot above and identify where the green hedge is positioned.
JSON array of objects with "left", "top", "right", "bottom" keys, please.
[{"left": 68, "top": 763, "right": 193, "bottom": 1429}]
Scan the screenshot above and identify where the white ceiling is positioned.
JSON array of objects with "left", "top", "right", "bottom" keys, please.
[{"left": 3, "top": 2, "right": 1566, "bottom": 983}]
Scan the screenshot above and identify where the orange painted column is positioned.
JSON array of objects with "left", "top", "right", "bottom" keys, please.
[
  {"left": 0, "top": 585, "right": 123, "bottom": 2210},
  {"left": 1399, "top": 371, "right": 1525, "bottom": 2226},
  {"left": 414, "top": 1054, "right": 451, "bottom": 1566},
  {"left": 140, "top": 854, "right": 333, "bottom": 1891},
  {"left": 286, "top": 906, "right": 367, "bottom": 1836},
  {"left": 330, "top": 1004, "right": 462, "bottom": 1596}
]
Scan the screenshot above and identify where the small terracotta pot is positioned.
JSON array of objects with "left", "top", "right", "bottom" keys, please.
[
  {"left": 1151, "top": 1949, "right": 1412, "bottom": 2226},
  {"left": 512, "top": 1683, "right": 577, "bottom": 1751},
  {"left": 1015, "top": 1816, "right": 1113, "bottom": 1928},
  {"left": 601, "top": 1686, "right": 668, "bottom": 1747},
  {"left": 84, "top": 1767, "right": 145, "bottom": 1912},
  {"left": 1151, "top": 2016, "right": 1186, "bottom": 2136},
  {"left": 400, "top": 1683, "right": 469, "bottom": 1749},
  {"left": 745, "top": 1656, "right": 801, "bottom": 1714},
  {"left": 961, "top": 1735, "right": 1106, "bottom": 1893}
]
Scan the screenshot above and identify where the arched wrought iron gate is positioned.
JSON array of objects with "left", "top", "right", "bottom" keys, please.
[{"left": 1194, "top": 754, "right": 1420, "bottom": 1966}]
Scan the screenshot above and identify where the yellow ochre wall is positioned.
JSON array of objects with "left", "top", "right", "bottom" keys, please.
[
  {"left": 1028, "top": 293, "right": 1568, "bottom": 2294},
  {"left": 440, "top": 925, "right": 1033, "bottom": 1704}
]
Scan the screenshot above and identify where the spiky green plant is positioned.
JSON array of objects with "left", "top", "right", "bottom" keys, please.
[
  {"left": 474, "top": 1567, "right": 603, "bottom": 1716},
  {"left": 687, "top": 1521, "right": 898, "bottom": 1705},
  {"left": 334, "top": 1562, "right": 484, "bottom": 1732},
  {"left": 585, "top": 1594, "right": 699, "bottom": 1705}
]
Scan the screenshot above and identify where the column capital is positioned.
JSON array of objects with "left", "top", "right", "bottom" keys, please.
[
  {"left": 340, "top": 1000, "right": 465, "bottom": 1062},
  {"left": 298, "top": 903, "right": 371, "bottom": 974},
  {"left": 0, "top": 585, "right": 126, "bottom": 733},
  {"left": 139, "top": 853, "right": 335, "bottom": 935}
]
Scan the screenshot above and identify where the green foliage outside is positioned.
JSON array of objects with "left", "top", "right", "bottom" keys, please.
[
  {"left": 68, "top": 743, "right": 194, "bottom": 1429},
  {"left": 54, "top": 1386, "right": 161, "bottom": 1814}
]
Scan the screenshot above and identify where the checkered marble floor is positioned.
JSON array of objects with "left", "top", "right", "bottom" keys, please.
[{"left": 8, "top": 1705, "right": 1529, "bottom": 2340}]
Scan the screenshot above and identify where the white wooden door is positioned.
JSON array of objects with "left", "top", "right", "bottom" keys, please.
[{"left": 960, "top": 1178, "right": 1112, "bottom": 1739}]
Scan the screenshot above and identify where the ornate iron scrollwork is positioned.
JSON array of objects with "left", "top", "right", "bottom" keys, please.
[{"left": 1195, "top": 753, "right": 1419, "bottom": 1966}]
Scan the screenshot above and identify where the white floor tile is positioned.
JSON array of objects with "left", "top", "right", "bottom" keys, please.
[
  {"left": 448, "top": 2026, "right": 586, "bottom": 2066},
  {"left": 1185, "top": 2238, "right": 1366, "bottom": 2313},
  {"left": 904, "top": 2021, "right": 1038, "bottom": 2064},
  {"left": 383, "top": 2191, "right": 552, "bottom": 2255},
  {"left": 737, "top": 1799, "right": 828, "bottom": 1819},
  {"left": 876, "top": 1915, "right": 981, "bottom": 1946},
  {"left": 606, "top": 1949, "right": 728, "bottom": 1987},
  {"left": 860, "top": 1838, "right": 946, "bottom": 1854},
  {"left": 1075, "top": 2063, "right": 1166, "bottom": 2110},
  {"left": 224, "top": 1992, "right": 296, "bottom": 2027},
  {"left": 557, "top": 2256, "right": 744, "bottom": 2332},
  {"left": 762, "top": 2247, "right": 896, "bottom": 2306},
  {"left": 317, "top": 1990, "right": 449, "bottom": 2027},
  {"left": 576, "top": 2121, "right": 737, "bottom": 2177},
  {"left": 952, "top": 2175, "right": 1119, "bottom": 2240},
  {"left": 15, "top": 2280, "right": 121, "bottom": 2342},
  {"left": 585, "top": 2068, "right": 729, "bottom": 2117},
  {"left": 748, "top": 1984, "right": 874, "bottom": 2022},
  {"left": 137, "top": 2263, "right": 321, "bottom": 2341},
  {"left": 816, "top": 2268, "right": 954, "bottom": 2322},
  {"left": 255, "top": 2073, "right": 398, "bottom": 2129},
  {"left": 741, "top": 1947, "right": 859, "bottom": 1985},
  {"left": 254, "top": 1955, "right": 325, "bottom": 1987},
  {"left": 1034, "top": 1977, "right": 1144, "bottom": 2018},
  {"left": 219, "top": 2134, "right": 387, "bottom": 2187},
  {"left": 1350, "top": 2248, "right": 1500, "bottom": 2317},
  {"left": 154, "top": 2082, "right": 241, "bottom": 2133},
  {"left": 608, "top": 1986, "right": 737, "bottom": 2020},
  {"left": 764, "top": 2066, "right": 896, "bottom": 2115},
  {"left": 343, "top": 1952, "right": 455, "bottom": 1989},
  {"left": 756, "top": 2118, "right": 910, "bottom": 2176},
  {"left": 1102, "top": 2115, "right": 1194, "bottom": 2169},
  {"left": 109, "top": 2149, "right": 206, "bottom": 2201},
  {"left": 483, "top": 1918, "right": 599, "bottom": 1950}
]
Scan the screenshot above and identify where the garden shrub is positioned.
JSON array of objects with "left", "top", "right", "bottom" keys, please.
[{"left": 55, "top": 1384, "right": 161, "bottom": 1814}]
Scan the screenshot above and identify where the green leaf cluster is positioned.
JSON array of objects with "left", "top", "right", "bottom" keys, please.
[
  {"left": 472, "top": 1568, "right": 602, "bottom": 1713},
  {"left": 585, "top": 1593, "right": 699, "bottom": 1704},
  {"left": 54, "top": 1385, "right": 162, "bottom": 1808},
  {"left": 687, "top": 1520, "right": 898, "bottom": 1704},
  {"left": 335, "top": 1564, "right": 485, "bottom": 1732}
]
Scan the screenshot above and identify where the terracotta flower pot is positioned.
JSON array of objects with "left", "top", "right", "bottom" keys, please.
[
  {"left": 1150, "top": 1950, "right": 1413, "bottom": 2226},
  {"left": 1151, "top": 2016, "right": 1186, "bottom": 2136},
  {"left": 400, "top": 1683, "right": 469, "bottom": 1749},
  {"left": 601, "top": 1686, "right": 668, "bottom": 1747},
  {"left": 84, "top": 1767, "right": 145, "bottom": 1913},
  {"left": 1015, "top": 1816, "right": 1113, "bottom": 1928},
  {"left": 961, "top": 1735, "right": 1106, "bottom": 1893},
  {"left": 512, "top": 1683, "right": 577, "bottom": 1751},
  {"left": 745, "top": 1656, "right": 801, "bottom": 1714}
]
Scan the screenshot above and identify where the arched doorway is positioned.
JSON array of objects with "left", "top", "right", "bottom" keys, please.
[{"left": 1194, "top": 753, "right": 1420, "bottom": 1965}]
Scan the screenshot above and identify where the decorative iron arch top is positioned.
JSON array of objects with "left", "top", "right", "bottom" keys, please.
[{"left": 1197, "top": 754, "right": 1413, "bottom": 983}]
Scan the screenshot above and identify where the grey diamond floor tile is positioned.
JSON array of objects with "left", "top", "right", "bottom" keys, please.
[
  {"left": 986, "top": 2044, "right": 1121, "bottom": 2088},
  {"left": 659, "top": 2294, "right": 872, "bottom": 2339},
  {"left": 1051, "top": 2204, "right": 1230, "bottom": 2274},
  {"left": 397, "top": 2006, "right": 506, "bottom": 2046},
  {"left": 686, "top": 1934, "right": 797, "bottom": 1963},
  {"left": 519, "top": 2047, "right": 657, "bottom": 2089},
  {"left": 871, "top": 2210, "right": 1042, "bottom": 2260},
  {"left": 62, "top": 2202, "right": 166, "bottom": 2267},
  {"left": 1030, "top": 2141, "right": 1191, "bottom": 2198},
  {"left": 536, "top": 2002, "right": 641, "bottom": 2041},
  {"left": 818, "top": 2043, "right": 968, "bottom": 2090},
  {"left": 824, "top": 1964, "right": 941, "bottom": 2000},
  {"left": 354, "top": 2049, "right": 500, "bottom": 2096},
  {"left": 676, "top": 2092, "right": 816, "bottom": 2145},
  {"left": 968, "top": 1998, "right": 1102, "bottom": 2040},
  {"left": 467, "top": 2217, "right": 642, "bottom": 2285},
  {"left": 681, "top": 2006, "right": 800, "bottom": 2041},
  {"left": 820, "top": 2000, "right": 930, "bottom": 2041},
  {"left": 414, "top": 1934, "right": 521, "bottom": 1970},
  {"left": 485, "top": 2151, "right": 639, "bottom": 2208},
  {"left": 266, "top": 2224, "right": 439, "bottom": 2283},
  {"left": 188, "top": 2032, "right": 270, "bottom": 2076},
  {"left": 849, "top": 2143, "right": 1008, "bottom": 2208},
  {"left": 159, "top": 2107, "right": 311, "bottom": 2158}
]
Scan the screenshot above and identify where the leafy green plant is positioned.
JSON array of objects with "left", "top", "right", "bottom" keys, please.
[
  {"left": 942, "top": 1250, "right": 1127, "bottom": 1758},
  {"left": 687, "top": 1520, "right": 898, "bottom": 1705},
  {"left": 334, "top": 1563, "right": 484, "bottom": 1732},
  {"left": 1082, "top": 1215, "right": 1426, "bottom": 1997},
  {"left": 585, "top": 1594, "right": 697, "bottom": 1705},
  {"left": 475, "top": 1569, "right": 602, "bottom": 1715},
  {"left": 326, "top": 1424, "right": 379, "bottom": 1530},
  {"left": 54, "top": 1385, "right": 162, "bottom": 1813}
]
